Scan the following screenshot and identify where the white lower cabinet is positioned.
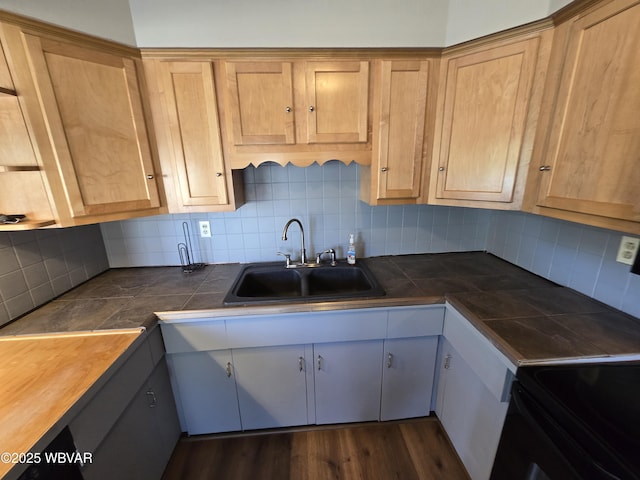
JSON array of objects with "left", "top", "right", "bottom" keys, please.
[
  {"left": 168, "top": 350, "right": 241, "bottom": 434},
  {"left": 160, "top": 305, "right": 445, "bottom": 435},
  {"left": 232, "top": 345, "right": 312, "bottom": 430},
  {"left": 381, "top": 336, "right": 438, "bottom": 421},
  {"left": 314, "top": 340, "right": 384, "bottom": 424},
  {"left": 435, "top": 306, "right": 517, "bottom": 480}
]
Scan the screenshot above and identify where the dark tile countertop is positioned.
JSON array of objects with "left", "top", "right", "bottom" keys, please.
[{"left": 2, "top": 252, "right": 639, "bottom": 366}]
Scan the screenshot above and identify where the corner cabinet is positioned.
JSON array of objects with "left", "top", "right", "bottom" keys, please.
[
  {"left": 436, "top": 305, "right": 516, "bottom": 480},
  {"left": 360, "top": 58, "right": 436, "bottom": 205},
  {"left": 143, "top": 58, "right": 244, "bottom": 213},
  {"left": 160, "top": 305, "right": 444, "bottom": 435},
  {"left": 526, "top": 0, "right": 640, "bottom": 234},
  {"left": 429, "top": 33, "right": 551, "bottom": 210},
  {"left": 0, "top": 22, "right": 164, "bottom": 227},
  {"left": 219, "top": 57, "right": 372, "bottom": 168}
]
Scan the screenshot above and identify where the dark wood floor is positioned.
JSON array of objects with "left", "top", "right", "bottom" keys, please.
[{"left": 162, "top": 418, "right": 470, "bottom": 480}]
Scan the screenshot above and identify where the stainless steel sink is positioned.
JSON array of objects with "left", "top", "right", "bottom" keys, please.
[{"left": 223, "top": 261, "right": 385, "bottom": 305}]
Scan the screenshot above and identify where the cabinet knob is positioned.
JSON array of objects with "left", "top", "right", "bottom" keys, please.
[
  {"left": 309, "top": 106, "right": 315, "bottom": 112},
  {"left": 438, "top": 167, "right": 445, "bottom": 172},
  {"left": 146, "top": 174, "right": 154, "bottom": 180},
  {"left": 226, "top": 362, "right": 232, "bottom": 378},
  {"left": 285, "top": 106, "right": 292, "bottom": 113},
  {"left": 216, "top": 172, "right": 223, "bottom": 177},
  {"left": 381, "top": 167, "right": 388, "bottom": 172},
  {"left": 539, "top": 165, "right": 552, "bottom": 171}
]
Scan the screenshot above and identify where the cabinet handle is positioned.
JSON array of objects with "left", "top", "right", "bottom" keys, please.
[
  {"left": 387, "top": 352, "right": 393, "bottom": 368},
  {"left": 309, "top": 106, "right": 315, "bottom": 112},
  {"left": 444, "top": 354, "right": 452, "bottom": 370},
  {"left": 438, "top": 167, "right": 445, "bottom": 172},
  {"left": 317, "top": 355, "right": 322, "bottom": 371},
  {"left": 381, "top": 167, "right": 388, "bottom": 172},
  {"left": 145, "top": 389, "right": 157, "bottom": 408},
  {"left": 539, "top": 165, "right": 551, "bottom": 171},
  {"left": 216, "top": 172, "right": 223, "bottom": 177},
  {"left": 285, "top": 106, "right": 292, "bottom": 113},
  {"left": 226, "top": 362, "right": 232, "bottom": 377},
  {"left": 146, "top": 174, "right": 154, "bottom": 180},
  {"left": 298, "top": 356, "right": 304, "bottom": 372}
]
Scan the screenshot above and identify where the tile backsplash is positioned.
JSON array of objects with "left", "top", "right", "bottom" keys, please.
[
  {"left": 2, "top": 162, "right": 634, "bottom": 324},
  {"left": 486, "top": 211, "right": 640, "bottom": 318},
  {"left": 0, "top": 224, "right": 109, "bottom": 326},
  {"left": 101, "top": 162, "right": 492, "bottom": 267}
]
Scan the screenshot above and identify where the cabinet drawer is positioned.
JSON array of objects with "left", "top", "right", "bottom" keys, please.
[
  {"left": 226, "top": 309, "right": 388, "bottom": 349},
  {"left": 387, "top": 306, "right": 444, "bottom": 338},
  {"left": 443, "top": 304, "right": 516, "bottom": 401},
  {"left": 161, "top": 319, "right": 227, "bottom": 353}
]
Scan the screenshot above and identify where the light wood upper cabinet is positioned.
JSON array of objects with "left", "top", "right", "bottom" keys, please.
[
  {"left": 430, "top": 35, "right": 548, "bottom": 209},
  {"left": 220, "top": 58, "right": 372, "bottom": 168},
  {"left": 362, "top": 59, "right": 434, "bottom": 205},
  {"left": 304, "top": 61, "right": 369, "bottom": 144},
  {"left": 527, "top": 0, "right": 640, "bottom": 232},
  {"left": 225, "top": 61, "right": 295, "bottom": 146},
  {"left": 144, "top": 59, "right": 243, "bottom": 212},
  {"left": 1, "top": 22, "right": 164, "bottom": 227}
]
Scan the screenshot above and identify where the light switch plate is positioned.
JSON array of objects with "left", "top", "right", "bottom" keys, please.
[{"left": 616, "top": 236, "right": 639, "bottom": 265}]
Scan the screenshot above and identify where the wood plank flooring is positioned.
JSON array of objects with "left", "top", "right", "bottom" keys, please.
[{"left": 162, "top": 418, "right": 470, "bottom": 480}]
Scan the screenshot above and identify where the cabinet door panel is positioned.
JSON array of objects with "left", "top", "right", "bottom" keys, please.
[
  {"left": 435, "top": 39, "right": 539, "bottom": 203},
  {"left": 536, "top": 0, "right": 640, "bottom": 222},
  {"left": 376, "top": 60, "right": 430, "bottom": 200},
  {"left": 381, "top": 336, "right": 437, "bottom": 421},
  {"left": 21, "top": 35, "right": 159, "bottom": 217},
  {"left": 159, "top": 61, "right": 228, "bottom": 206},
  {"left": 233, "top": 345, "right": 308, "bottom": 430},
  {"left": 225, "top": 61, "right": 295, "bottom": 145},
  {"left": 305, "top": 61, "right": 369, "bottom": 144},
  {"left": 314, "top": 340, "right": 383, "bottom": 424},
  {"left": 168, "top": 350, "right": 241, "bottom": 434},
  {"left": 437, "top": 338, "right": 509, "bottom": 480}
]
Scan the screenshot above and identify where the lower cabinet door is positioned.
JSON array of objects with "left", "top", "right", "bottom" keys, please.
[
  {"left": 232, "top": 345, "right": 310, "bottom": 430},
  {"left": 380, "top": 336, "right": 438, "bottom": 421},
  {"left": 314, "top": 340, "right": 384, "bottom": 424},
  {"left": 436, "top": 338, "right": 509, "bottom": 480},
  {"left": 168, "top": 350, "right": 241, "bottom": 434},
  {"left": 82, "top": 361, "right": 180, "bottom": 480}
]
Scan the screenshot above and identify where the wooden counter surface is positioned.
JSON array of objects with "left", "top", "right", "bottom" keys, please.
[{"left": 0, "top": 330, "right": 142, "bottom": 479}]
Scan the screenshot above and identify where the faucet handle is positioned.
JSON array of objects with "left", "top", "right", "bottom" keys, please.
[
  {"left": 316, "top": 249, "right": 337, "bottom": 266},
  {"left": 277, "top": 252, "right": 291, "bottom": 267}
]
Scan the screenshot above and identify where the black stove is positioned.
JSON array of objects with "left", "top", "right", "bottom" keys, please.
[{"left": 491, "top": 360, "right": 640, "bottom": 480}]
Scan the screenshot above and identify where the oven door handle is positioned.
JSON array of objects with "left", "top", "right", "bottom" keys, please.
[{"left": 512, "top": 385, "right": 624, "bottom": 480}]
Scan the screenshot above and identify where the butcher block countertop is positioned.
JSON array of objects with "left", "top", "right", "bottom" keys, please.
[{"left": 0, "top": 329, "right": 142, "bottom": 479}]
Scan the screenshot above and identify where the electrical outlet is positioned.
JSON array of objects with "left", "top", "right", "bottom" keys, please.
[
  {"left": 616, "top": 235, "right": 639, "bottom": 265},
  {"left": 199, "top": 220, "right": 211, "bottom": 238}
]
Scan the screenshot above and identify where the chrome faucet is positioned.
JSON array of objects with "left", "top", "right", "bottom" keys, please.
[{"left": 281, "top": 218, "right": 307, "bottom": 265}]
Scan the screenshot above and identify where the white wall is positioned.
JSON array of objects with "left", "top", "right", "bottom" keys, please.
[
  {"left": 128, "top": 0, "right": 449, "bottom": 47},
  {"left": 0, "top": 0, "right": 137, "bottom": 45}
]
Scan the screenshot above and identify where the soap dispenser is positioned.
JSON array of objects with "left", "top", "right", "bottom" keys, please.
[{"left": 347, "top": 233, "right": 356, "bottom": 265}]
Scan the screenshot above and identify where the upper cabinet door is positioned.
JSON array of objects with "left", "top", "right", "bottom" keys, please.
[
  {"left": 433, "top": 38, "right": 540, "bottom": 204},
  {"left": 534, "top": 0, "right": 640, "bottom": 223},
  {"left": 375, "top": 59, "right": 430, "bottom": 200},
  {"left": 156, "top": 61, "right": 229, "bottom": 207},
  {"left": 224, "top": 61, "right": 295, "bottom": 145},
  {"left": 20, "top": 34, "right": 160, "bottom": 218},
  {"left": 304, "top": 61, "right": 370, "bottom": 144}
]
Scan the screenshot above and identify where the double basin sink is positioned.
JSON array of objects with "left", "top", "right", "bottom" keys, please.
[{"left": 223, "top": 261, "right": 385, "bottom": 305}]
